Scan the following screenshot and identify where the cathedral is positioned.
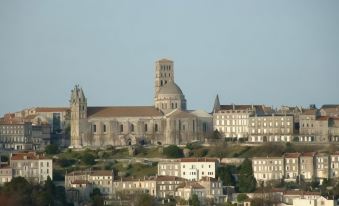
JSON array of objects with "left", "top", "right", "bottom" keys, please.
[{"left": 70, "top": 59, "right": 213, "bottom": 148}]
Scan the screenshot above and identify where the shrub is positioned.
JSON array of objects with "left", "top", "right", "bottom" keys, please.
[
  {"left": 163, "top": 145, "right": 184, "bottom": 158},
  {"left": 45, "top": 144, "right": 59, "bottom": 155}
]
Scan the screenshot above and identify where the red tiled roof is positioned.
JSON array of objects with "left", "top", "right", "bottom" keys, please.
[
  {"left": 87, "top": 106, "right": 163, "bottom": 118},
  {"left": 284, "top": 153, "right": 301, "bottom": 158},
  {"left": 317, "top": 116, "right": 329, "bottom": 121},
  {"left": 200, "top": 176, "right": 218, "bottom": 182},
  {"left": 302, "top": 109, "right": 317, "bottom": 115},
  {"left": 10, "top": 152, "right": 49, "bottom": 160},
  {"left": 71, "top": 180, "right": 90, "bottom": 185},
  {"left": 35, "top": 107, "right": 69, "bottom": 113}
]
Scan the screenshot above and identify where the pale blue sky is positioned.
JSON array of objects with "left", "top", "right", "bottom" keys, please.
[{"left": 1, "top": 0, "right": 339, "bottom": 116}]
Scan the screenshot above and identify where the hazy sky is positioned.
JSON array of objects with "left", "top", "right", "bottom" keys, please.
[{"left": 1, "top": 0, "right": 338, "bottom": 116}]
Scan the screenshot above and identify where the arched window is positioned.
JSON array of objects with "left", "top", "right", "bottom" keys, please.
[
  {"left": 103, "top": 124, "right": 106, "bottom": 133},
  {"left": 120, "top": 124, "right": 123, "bottom": 132},
  {"left": 175, "top": 103, "right": 178, "bottom": 108},
  {"left": 144, "top": 124, "right": 148, "bottom": 132},
  {"left": 93, "top": 125, "right": 97, "bottom": 133},
  {"left": 131, "top": 124, "right": 134, "bottom": 132},
  {"left": 155, "top": 124, "right": 158, "bottom": 132}
]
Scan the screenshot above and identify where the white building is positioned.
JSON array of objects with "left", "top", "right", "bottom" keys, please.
[
  {"left": 10, "top": 151, "right": 53, "bottom": 183},
  {"left": 252, "top": 157, "right": 284, "bottom": 182},
  {"left": 158, "top": 158, "right": 218, "bottom": 181}
]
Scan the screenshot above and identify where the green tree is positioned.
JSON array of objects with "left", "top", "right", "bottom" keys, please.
[
  {"left": 210, "top": 129, "right": 222, "bottom": 139},
  {"left": 45, "top": 144, "right": 59, "bottom": 155},
  {"left": 190, "top": 194, "right": 200, "bottom": 206},
  {"left": 81, "top": 153, "right": 96, "bottom": 165},
  {"left": 163, "top": 145, "right": 184, "bottom": 158},
  {"left": 90, "top": 188, "right": 104, "bottom": 206},
  {"left": 217, "top": 165, "right": 236, "bottom": 186},
  {"left": 237, "top": 193, "right": 249, "bottom": 202},
  {"left": 238, "top": 158, "right": 256, "bottom": 193}
]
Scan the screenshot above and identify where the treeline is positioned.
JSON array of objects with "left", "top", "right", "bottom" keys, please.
[{"left": 0, "top": 176, "right": 71, "bottom": 206}]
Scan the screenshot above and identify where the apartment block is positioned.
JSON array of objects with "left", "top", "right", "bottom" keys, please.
[
  {"left": 248, "top": 114, "right": 294, "bottom": 143},
  {"left": 300, "top": 152, "right": 316, "bottom": 180},
  {"left": 10, "top": 151, "right": 52, "bottom": 183},
  {"left": 330, "top": 152, "right": 339, "bottom": 178},
  {"left": 252, "top": 157, "right": 284, "bottom": 182},
  {"left": 315, "top": 154, "right": 329, "bottom": 181},
  {"left": 0, "top": 166, "right": 12, "bottom": 185},
  {"left": 284, "top": 153, "right": 301, "bottom": 181},
  {"left": 158, "top": 158, "right": 218, "bottom": 181}
]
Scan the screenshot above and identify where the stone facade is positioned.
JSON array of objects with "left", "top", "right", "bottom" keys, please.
[
  {"left": 0, "top": 166, "right": 12, "bottom": 185},
  {"left": 248, "top": 114, "right": 294, "bottom": 143},
  {"left": 70, "top": 59, "right": 212, "bottom": 148},
  {"left": 9, "top": 151, "right": 53, "bottom": 183},
  {"left": 252, "top": 157, "right": 284, "bottom": 182}
]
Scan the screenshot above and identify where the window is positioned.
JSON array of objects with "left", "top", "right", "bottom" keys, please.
[
  {"left": 120, "top": 124, "right": 123, "bottom": 132},
  {"left": 155, "top": 124, "right": 158, "bottom": 132},
  {"left": 144, "top": 124, "right": 148, "bottom": 132},
  {"left": 93, "top": 125, "right": 97, "bottom": 133},
  {"left": 131, "top": 124, "right": 134, "bottom": 132},
  {"left": 103, "top": 124, "right": 106, "bottom": 133}
]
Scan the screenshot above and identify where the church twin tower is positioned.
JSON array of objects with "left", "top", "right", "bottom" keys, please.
[{"left": 70, "top": 59, "right": 187, "bottom": 148}]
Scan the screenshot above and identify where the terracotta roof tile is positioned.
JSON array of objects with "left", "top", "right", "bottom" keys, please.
[
  {"left": 284, "top": 153, "right": 301, "bottom": 158},
  {"left": 177, "top": 182, "right": 205, "bottom": 189},
  {"left": 71, "top": 180, "right": 90, "bottom": 185},
  {"left": 10, "top": 152, "right": 49, "bottom": 160},
  {"left": 35, "top": 107, "right": 69, "bottom": 113}
]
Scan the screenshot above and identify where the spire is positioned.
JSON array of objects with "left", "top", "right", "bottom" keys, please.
[{"left": 213, "top": 94, "right": 220, "bottom": 113}]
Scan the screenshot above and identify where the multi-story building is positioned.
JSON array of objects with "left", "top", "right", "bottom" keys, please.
[
  {"left": 300, "top": 152, "right": 316, "bottom": 181},
  {"left": 158, "top": 158, "right": 218, "bottom": 181},
  {"left": 252, "top": 157, "right": 284, "bottom": 183},
  {"left": 0, "top": 165, "right": 12, "bottom": 185},
  {"left": 10, "top": 151, "right": 53, "bottom": 183},
  {"left": 248, "top": 114, "right": 294, "bottom": 142},
  {"left": 112, "top": 175, "right": 186, "bottom": 199},
  {"left": 0, "top": 113, "right": 51, "bottom": 151},
  {"left": 65, "top": 170, "right": 113, "bottom": 200},
  {"left": 299, "top": 109, "right": 318, "bottom": 142},
  {"left": 157, "top": 160, "right": 181, "bottom": 177},
  {"left": 320, "top": 105, "right": 339, "bottom": 117},
  {"left": 0, "top": 116, "right": 33, "bottom": 151},
  {"left": 284, "top": 153, "right": 300, "bottom": 181},
  {"left": 330, "top": 152, "right": 339, "bottom": 178},
  {"left": 212, "top": 98, "right": 272, "bottom": 140},
  {"left": 315, "top": 154, "right": 329, "bottom": 182}
]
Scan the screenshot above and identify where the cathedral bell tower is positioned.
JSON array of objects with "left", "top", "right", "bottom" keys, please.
[
  {"left": 70, "top": 85, "right": 87, "bottom": 148},
  {"left": 154, "top": 59, "right": 174, "bottom": 100}
]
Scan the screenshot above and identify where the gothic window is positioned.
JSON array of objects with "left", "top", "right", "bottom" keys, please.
[
  {"left": 93, "top": 125, "right": 96, "bottom": 133},
  {"left": 144, "top": 124, "right": 148, "bottom": 132},
  {"left": 103, "top": 124, "right": 106, "bottom": 133},
  {"left": 155, "top": 124, "right": 158, "bottom": 132},
  {"left": 131, "top": 124, "right": 134, "bottom": 132},
  {"left": 120, "top": 124, "right": 123, "bottom": 132}
]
